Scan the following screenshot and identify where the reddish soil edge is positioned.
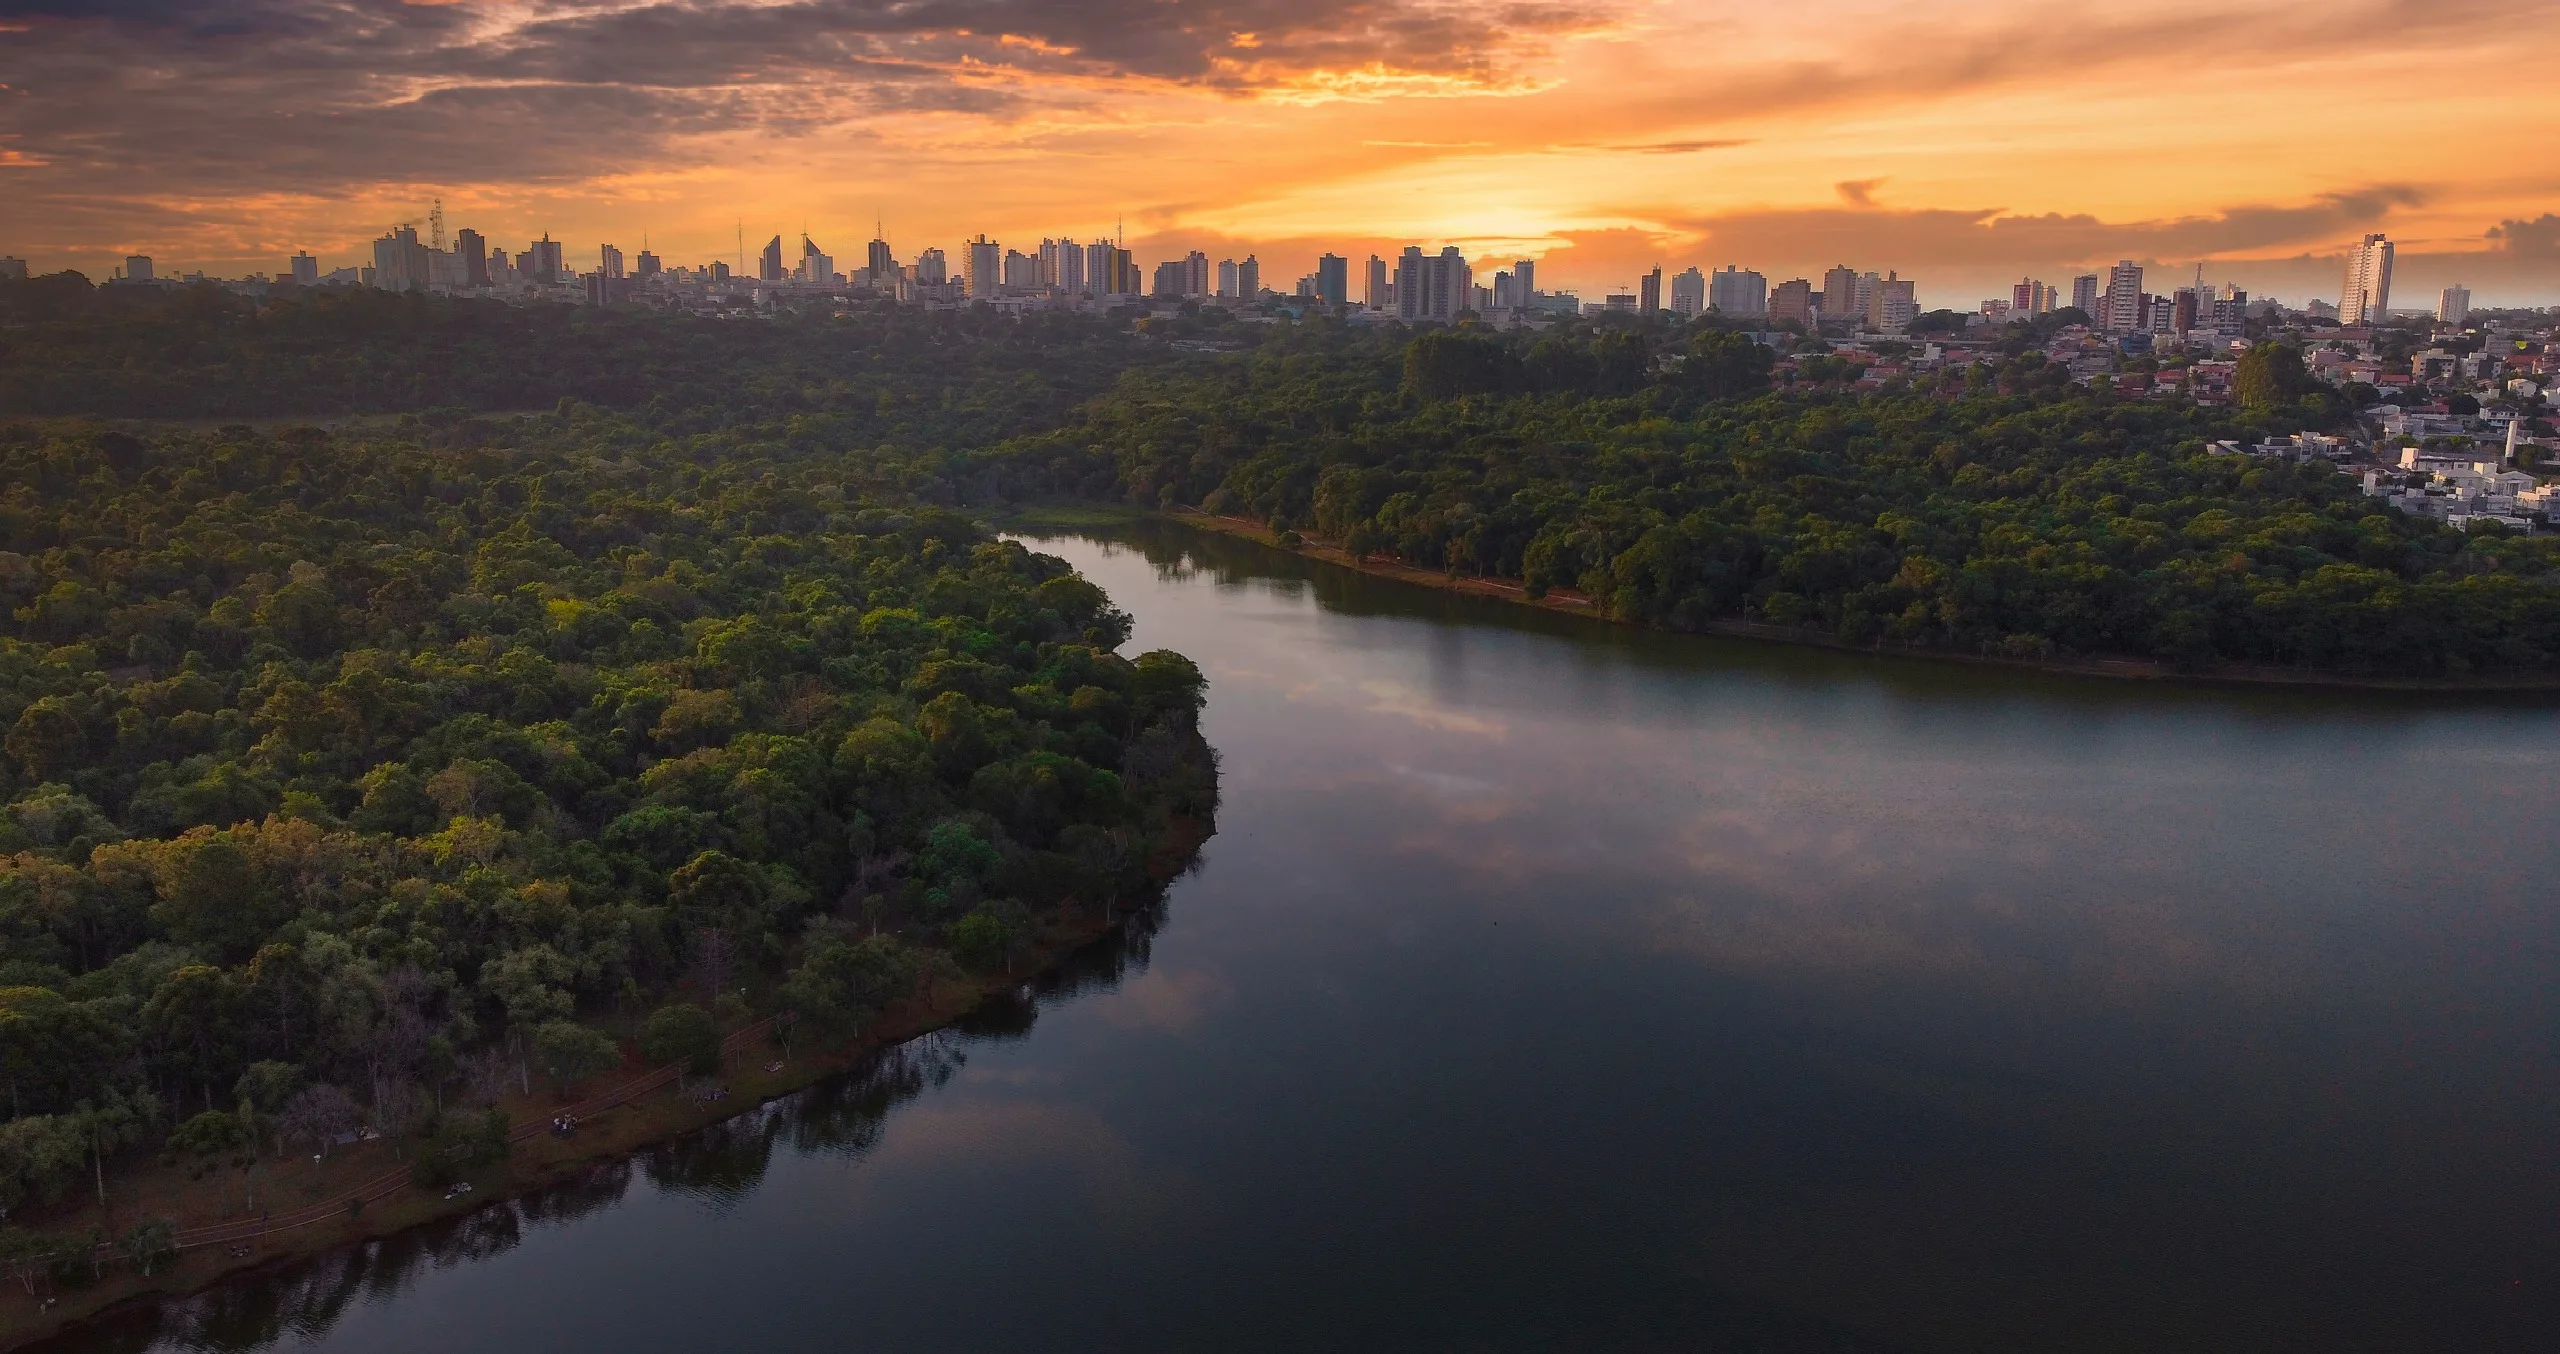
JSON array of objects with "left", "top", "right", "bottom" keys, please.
[
  {"left": 0, "top": 814, "right": 1212, "bottom": 1352},
  {"left": 1158, "top": 507, "right": 2560, "bottom": 693}
]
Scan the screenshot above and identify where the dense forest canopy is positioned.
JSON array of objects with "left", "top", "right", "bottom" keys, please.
[
  {"left": 0, "top": 404, "right": 1216, "bottom": 1227},
  {"left": 0, "top": 272, "right": 2555, "bottom": 1270}
]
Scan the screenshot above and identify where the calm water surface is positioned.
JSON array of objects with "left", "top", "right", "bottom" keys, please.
[{"left": 55, "top": 523, "right": 2560, "bottom": 1352}]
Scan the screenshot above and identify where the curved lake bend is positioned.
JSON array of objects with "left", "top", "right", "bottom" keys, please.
[{"left": 56, "top": 523, "right": 2560, "bottom": 1353}]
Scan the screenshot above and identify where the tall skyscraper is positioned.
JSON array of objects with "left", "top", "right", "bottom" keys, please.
[
  {"left": 2071, "top": 274, "right": 2100, "bottom": 317},
  {"left": 453, "top": 230, "right": 486, "bottom": 287},
  {"left": 1709, "top": 266, "right": 1768, "bottom": 317},
  {"left": 867, "top": 234, "right": 895, "bottom": 280},
  {"left": 599, "top": 243, "right": 625, "bottom": 280},
  {"left": 2101, "top": 261, "right": 2144, "bottom": 332},
  {"left": 1216, "top": 258, "right": 1239, "bottom": 299},
  {"left": 1770, "top": 279, "right": 1816, "bottom": 327},
  {"left": 1099, "top": 246, "right": 1137, "bottom": 296},
  {"left": 1668, "top": 267, "right": 1706, "bottom": 318},
  {"left": 2439, "top": 284, "right": 2471, "bottom": 326},
  {"left": 1639, "top": 267, "right": 1662, "bottom": 316},
  {"left": 634, "top": 249, "right": 661, "bottom": 278},
  {"left": 1183, "top": 251, "right": 1211, "bottom": 298},
  {"left": 1152, "top": 260, "right": 1186, "bottom": 297},
  {"left": 1364, "top": 255, "right": 1389, "bottom": 309},
  {"left": 965, "top": 236, "right": 1000, "bottom": 298},
  {"left": 758, "top": 235, "right": 785, "bottom": 282},
  {"left": 289, "top": 251, "right": 319, "bottom": 284},
  {"left": 1237, "top": 255, "right": 1259, "bottom": 299},
  {"left": 1513, "top": 259, "right": 1535, "bottom": 307},
  {"left": 1316, "top": 254, "right": 1348, "bottom": 309},
  {"left": 2340, "top": 233, "right": 2394, "bottom": 326},
  {"left": 914, "top": 247, "right": 947, "bottom": 285},
  {"left": 1820, "top": 264, "right": 1859, "bottom": 317},
  {"left": 1057, "top": 241, "right": 1086, "bottom": 293}
]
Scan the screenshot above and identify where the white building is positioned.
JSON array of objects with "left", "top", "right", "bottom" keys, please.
[
  {"left": 1394, "top": 246, "right": 1473, "bottom": 323},
  {"left": 2340, "top": 233, "right": 2394, "bottom": 326},
  {"left": 2438, "top": 284, "right": 2471, "bottom": 327},
  {"left": 1668, "top": 267, "right": 1706, "bottom": 318},
  {"left": 1708, "top": 265, "right": 1767, "bottom": 317}
]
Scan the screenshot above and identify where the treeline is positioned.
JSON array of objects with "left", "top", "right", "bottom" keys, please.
[
  {"left": 985, "top": 324, "right": 2560, "bottom": 674},
  {"left": 0, "top": 411, "right": 1217, "bottom": 1234},
  {"left": 0, "top": 277, "right": 1157, "bottom": 436}
]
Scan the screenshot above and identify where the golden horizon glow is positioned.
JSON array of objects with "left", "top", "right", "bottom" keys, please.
[{"left": 1, "top": 0, "right": 2554, "bottom": 304}]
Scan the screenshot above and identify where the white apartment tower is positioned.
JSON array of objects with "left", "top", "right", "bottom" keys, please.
[
  {"left": 2340, "top": 233, "right": 2393, "bottom": 326},
  {"left": 2438, "top": 284, "right": 2471, "bottom": 327},
  {"left": 2101, "top": 261, "right": 2145, "bottom": 333},
  {"left": 1709, "top": 265, "right": 1768, "bottom": 317},
  {"left": 1668, "top": 267, "right": 1706, "bottom": 318}
]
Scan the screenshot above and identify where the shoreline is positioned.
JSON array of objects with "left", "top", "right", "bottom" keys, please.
[
  {"left": 1113, "top": 505, "right": 2560, "bottom": 694},
  {"left": 1, "top": 818, "right": 1206, "bottom": 1352}
]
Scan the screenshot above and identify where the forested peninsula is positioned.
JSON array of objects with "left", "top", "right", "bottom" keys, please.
[{"left": 0, "top": 285, "right": 1227, "bottom": 1339}]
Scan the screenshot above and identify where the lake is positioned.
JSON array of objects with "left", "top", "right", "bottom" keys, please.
[{"left": 52, "top": 522, "right": 2560, "bottom": 1352}]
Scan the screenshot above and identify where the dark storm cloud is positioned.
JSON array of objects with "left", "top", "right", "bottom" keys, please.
[{"left": 0, "top": 0, "right": 1615, "bottom": 203}]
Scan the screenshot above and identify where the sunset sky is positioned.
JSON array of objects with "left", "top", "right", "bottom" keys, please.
[{"left": 3, "top": 0, "right": 2556, "bottom": 307}]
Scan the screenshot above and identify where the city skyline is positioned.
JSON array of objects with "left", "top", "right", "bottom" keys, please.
[{"left": 1, "top": 1, "right": 2554, "bottom": 303}]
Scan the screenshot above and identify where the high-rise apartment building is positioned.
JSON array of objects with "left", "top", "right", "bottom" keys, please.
[
  {"left": 1867, "top": 273, "right": 1918, "bottom": 334},
  {"left": 2339, "top": 233, "right": 2393, "bottom": 326},
  {"left": 1513, "top": 258, "right": 1535, "bottom": 307},
  {"left": 1237, "top": 255, "right": 1259, "bottom": 300},
  {"left": 1819, "top": 264, "right": 1859, "bottom": 318},
  {"left": 2101, "top": 261, "right": 2144, "bottom": 332},
  {"left": 634, "top": 250, "right": 661, "bottom": 278},
  {"left": 453, "top": 230, "right": 486, "bottom": 287},
  {"left": 1098, "top": 246, "right": 1137, "bottom": 296},
  {"left": 125, "top": 255, "right": 155, "bottom": 284},
  {"left": 1152, "top": 260, "right": 1187, "bottom": 297},
  {"left": 1216, "top": 258, "right": 1239, "bottom": 299},
  {"left": 1709, "top": 265, "right": 1767, "bottom": 317},
  {"left": 2071, "top": 274, "right": 2100, "bottom": 317},
  {"left": 1770, "top": 279, "right": 1816, "bottom": 328},
  {"left": 2439, "top": 284, "right": 2471, "bottom": 326},
  {"left": 1393, "top": 246, "right": 1474, "bottom": 323},
  {"left": 1316, "top": 254, "right": 1348, "bottom": 309},
  {"left": 2011, "top": 278, "right": 2052, "bottom": 315},
  {"left": 371, "top": 227, "right": 428, "bottom": 291},
  {"left": 1056, "top": 241, "right": 1085, "bottom": 293},
  {"left": 914, "top": 247, "right": 947, "bottom": 285},
  {"left": 1364, "top": 256, "right": 1389, "bottom": 309},
  {"left": 289, "top": 252, "right": 319, "bottom": 284},
  {"left": 757, "top": 236, "right": 785, "bottom": 282},
  {"left": 1182, "top": 251, "right": 1211, "bottom": 298},
  {"left": 867, "top": 235, "right": 895, "bottom": 280},
  {"left": 965, "top": 236, "right": 1000, "bottom": 298},
  {"left": 1639, "top": 267, "right": 1662, "bottom": 316},
  {"left": 599, "top": 244, "right": 625, "bottom": 280},
  {"left": 1003, "top": 249, "right": 1039, "bottom": 291},
  {"left": 1668, "top": 267, "right": 1706, "bottom": 318}
]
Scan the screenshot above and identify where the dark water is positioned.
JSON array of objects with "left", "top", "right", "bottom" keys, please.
[{"left": 52, "top": 524, "right": 2560, "bottom": 1352}]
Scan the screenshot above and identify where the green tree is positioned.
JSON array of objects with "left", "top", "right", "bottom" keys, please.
[
  {"left": 530, "top": 1021, "right": 621, "bottom": 1098},
  {"left": 163, "top": 1108, "right": 257, "bottom": 1213},
  {"left": 2235, "top": 342, "right": 2311, "bottom": 411},
  {"left": 640, "top": 1003, "right": 722, "bottom": 1076}
]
